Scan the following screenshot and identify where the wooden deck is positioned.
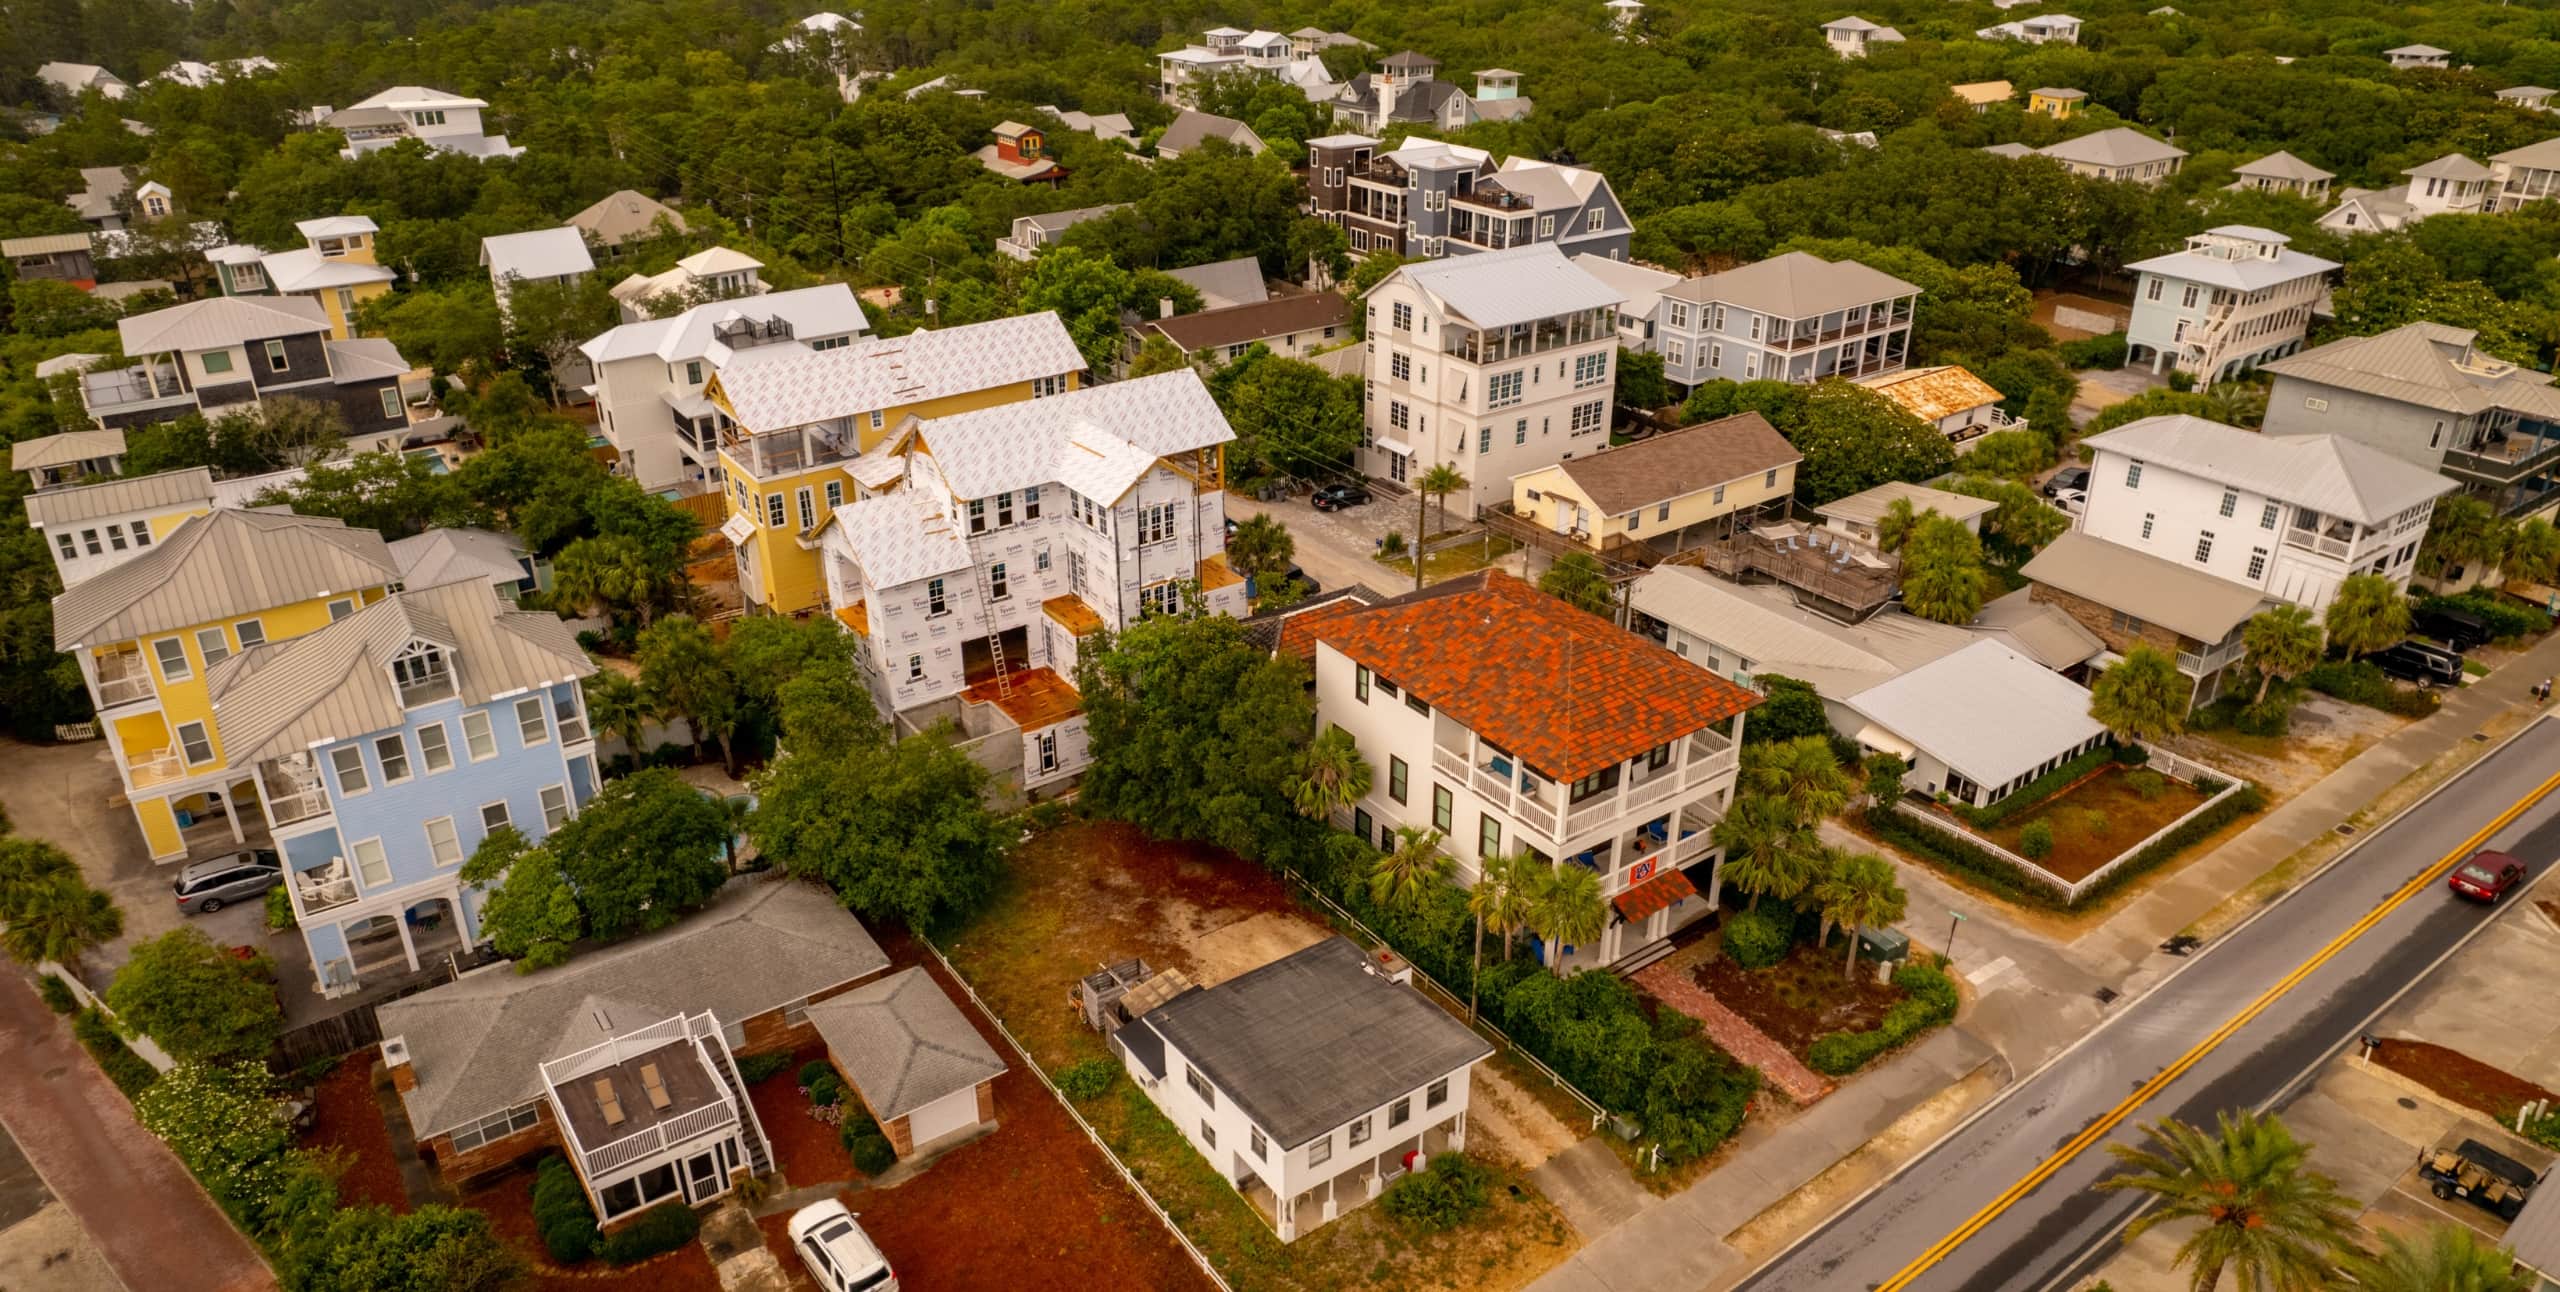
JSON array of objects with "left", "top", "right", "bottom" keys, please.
[
  {"left": 963, "top": 666, "right": 1084, "bottom": 731},
  {"left": 1043, "top": 594, "right": 1105, "bottom": 638},
  {"left": 1197, "top": 553, "right": 1243, "bottom": 592},
  {"left": 834, "top": 602, "right": 869, "bottom": 635}
]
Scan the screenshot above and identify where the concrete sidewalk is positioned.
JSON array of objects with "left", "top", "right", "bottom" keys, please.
[
  {"left": 0, "top": 972, "right": 272, "bottom": 1292},
  {"left": 2071, "top": 629, "right": 2560, "bottom": 981},
  {"left": 1528, "top": 1026, "right": 1995, "bottom": 1292}
]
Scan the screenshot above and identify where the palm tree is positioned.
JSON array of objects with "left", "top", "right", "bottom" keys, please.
[
  {"left": 2503, "top": 517, "right": 2560, "bottom": 587},
  {"left": 2096, "top": 1111, "right": 2359, "bottom": 1292},
  {"left": 1367, "top": 827, "right": 1450, "bottom": 913},
  {"left": 1711, "top": 792, "right": 1818, "bottom": 911},
  {"left": 0, "top": 875, "right": 124, "bottom": 980},
  {"left": 1900, "top": 513, "right": 1989, "bottom": 626},
  {"left": 1876, "top": 498, "right": 1926, "bottom": 553},
  {"left": 1526, "top": 862, "right": 1607, "bottom": 969},
  {"left": 1812, "top": 852, "right": 1907, "bottom": 979},
  {"left": 1226, "top": 513, "right": 1296, "bottom": 585},
  {"left": 2090, "top": 645, "right": 2189, "bottom": 744},
  {"left": 1290, "top": 726, "right": 1373, "bottom": 821},
  {"left": 2324, "top": 572, "right": 2412, "bottom": 660},
  {"left": 1412, "top": 463, "right": 1469, "bottom": 591},
  {"left": 1746, "top": 736, "right": 1854, "bottom": 828},
  {"left": 582, "top": 670, "right": 655, "bottom": 760},
  {"left": 1464, "top": 850, "right": 1537, "bottom": 1022},
  {"left": 2241, "top": 605, "right": 2324, "bottom": 704},
  {"left": 2335, "top": 1224, "right": 2532, "bottom": 1292},
  {"left": 0, "top": 838, "right": 77, "bottom": 918}
]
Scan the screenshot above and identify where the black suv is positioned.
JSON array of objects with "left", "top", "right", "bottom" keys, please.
[
  {"left": 2040, "top": 466, "right": 2090, "bottom": 499},
  {"left": 1311, "top": 483, "right": 1371, "bottom": 511},
  {"left": 2367, "top": 640, "right": 2464, "bottom": 688},
  {"left": 2412, "top": 603, "right": 2491, "bottom": 653}
]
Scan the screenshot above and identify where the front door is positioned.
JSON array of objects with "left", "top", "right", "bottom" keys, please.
[
  {"left": 684, "top": 1149, "right": 723, "bottom": 1203},
  {"left": 1390, "top": 452, "right": 1409, "bottom": 484}
]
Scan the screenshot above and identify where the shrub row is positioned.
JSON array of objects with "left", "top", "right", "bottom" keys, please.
[
  {"left": 2303, "top": 660, "right": 2439, "bottom": 716},
  {"left": 1953, "top": 745, "right": 2114, "bottom": 829},
  {"left": 1722, "top": 907, "right": 1792, "bottom": 969},
  {"left": 73, "top": 1008, "right": 158, "bottom": 1097},
  {"left": 1805, "top": 962, "right": 1961, "bottom": 1077},
  {"left": 2420, "top": 589, "right": 2550, "bottom": 642},
  {"left": 836, "top": 1105, "right": 897, "bottom": 1175},
  {"left": 601, "top": 1201, "right": 700, "bottom": 1265},
  {"left": 735, "top": 1051, "right": 793, "bottom": 1084},
  {"left": 531, "top": 1154, "right": 599, "bottom": 1264},
  {"left": 1380, "top": 1152, "right": 1494, "bottom": 1230},
  {"left": 1864, "top": 781, "right": 2266, "bottom": 912},
  {"left": 2058, "top": 333, "right": 2129, "bottom": 370},
  {"left": 37, "top": 973, "right": 78, "bottom": 1014},
  {"left": 1474, "top": 958, "right": 1759, "bottom": 1166}
]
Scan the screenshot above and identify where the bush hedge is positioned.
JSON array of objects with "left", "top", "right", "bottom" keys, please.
[
  {"left": 1722, "top": 908, "right": 1792, "bottom": 969},
  {"left": 2304, "top": 660, "right": 2439, "bottom": 716},
  {"left": 807, "top": 1073, "right": 842, "bottom": 1107},
  {"left": 1864, "top": 782, "right": 2265, "bottom": 912},
  {"left": 73, "top": 1009, "right": 158, "bottom": 1097},
  {"left": 2058, "top": 333, "right": 2129, "bottom": 370},
  {"left": 1474, "top": 959, "right": 1758, "bottom": 1165},
  {"left": 1379, "top": 1152, "right": 1493, "bottom": 1231},
  {"left": 2421, "top": 589, "right": 2550, "bottom": 642},
  {"left": 848, "top": 1133, "right": 897, "bottom": 1175},
  {"left": 531, "top": 1155, "right": 599, "bottom": 1264},
  {"left": 600, "top": 1201, "right": 700, "bottom": 1265},
  {"left": 1054, "top": 1057, "right": 1118, "bottom": 1102},
  {"left": 2017, "top": 820, "right": 2054, "bottom": 859},
  {"left": 37, "top": 974, "right": 78, "bottom": 1014},
  {"left": 1953, "top": 746, "right": 2113, "bottom": 829},
  {"left": 736, "top": 1052, "right": 792, "bottom": 1084},
  {"left": 797, "top": 1059, "right": 833, "bottom": 1088},
  {"left": 1805, "top": 962, "right": 1961, "bottom": 1076}
]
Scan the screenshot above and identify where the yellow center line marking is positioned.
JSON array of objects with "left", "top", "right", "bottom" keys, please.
[{"left": 1877, "top": 764, "right": 2560, "bottom": 1291}]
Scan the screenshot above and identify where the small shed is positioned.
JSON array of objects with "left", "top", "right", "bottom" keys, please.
[{"left": 808, "top": 968, "right": 1007, "bottom": 1156}]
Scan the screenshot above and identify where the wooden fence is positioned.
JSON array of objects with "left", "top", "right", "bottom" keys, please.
[{"left": 272, "top": 1003, "right": 383, "bottom": 1073}]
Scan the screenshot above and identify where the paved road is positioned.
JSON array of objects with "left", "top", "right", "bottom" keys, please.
[
  {"left": 1737, "top": 716, "right": 2560, "bottom": 1292},
  {"left": 0, "top": 972, "right": 274, "bottom": 1292}
]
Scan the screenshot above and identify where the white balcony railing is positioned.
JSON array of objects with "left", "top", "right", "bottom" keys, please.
[
  {"left": 260, "top": 759, "right": 331, "bottom": 828},
  {"left": 94, "top": 652, "right": 154, "bottom": 708},
  {"left": 293, "top": 862, "right": 357, "bottom": 914},
  {"left": 129, "top": 747, "right": 186, "bottom": 788},
  {"left": 1432, "top": 744, "right": 1467, "bottom": 781}
]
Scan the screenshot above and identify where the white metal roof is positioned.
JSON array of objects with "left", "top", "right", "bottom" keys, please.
[
  {"left": 709, "top": 312, "right": 1083, "bottom": 431},
  {"left": 261, "top": 247, "right": 395, "bottom": 293},
  {"left": 118, "top": 295, "right": 330, "bottom": 355},
  {"left": 344, "top": 84, "right": 486, "bottom": 111},
  {"left": 294, "top": 215, "right": 378, "bottom": 239},
  {"left": 1816, "top": 480, "right": 1998, "bottom": 528},
  {"left": 2126, "top": 236, "right": 2337, "bottom": 294},
  {"left": 480, "top": 227, "right": 595, "bottom": 283},
  {"left": 12, "top": 429, "right": 124, "bottom": 472},
  {"left": 908, "top": 369, "right": 1235, "bottom": 502},
  {"left": 579, "top": 283, "right": 868, "bottom": 366},
  {"left": 2234, "top": 150, "right": 2334, "bottom": 181},
  {"left": 1842, "top": 640, "right": 2106, "bottom": 789},
  {"left": 1629, "top": 565, "right": 1972, "bottom": 696},
  {"left": 834, "top": 490, "right": 974, "bottom": 589},
  {"left": 1390, "top": 244, "right": 1625, "bottom": 330},
  {"left": 1663, "top": 250, "right": 1918, "bottom": 316},
  {"left": 2082, "top": 414, "right": 2456, "bottom": 524},
  {"left": 2404, "top": 153, "right": 2493, "bottom": 181}
]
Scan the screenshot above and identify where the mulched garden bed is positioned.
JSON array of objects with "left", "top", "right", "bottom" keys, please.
[
  {"left": 298, "top": 1054, "right": 409, "bottom": 1212},
  {"left": 759, "top": 933, "right": 1215, "bottom": 1292},
  {"left": 748, "top": 1042, "right": 860, "bottom": 1191},
  {"left": 1925, "top": 764, "right": 2210, "bottom": 883},
  {"left": 466, "top": 1166, "right": 722, "bottom": 1292},
  {"left": 1690, "top": 937, "right": 1903, "bottom": 1058},
  {"left": 2372, "top": 1039, "right": 2560, "bottom": 1120}
]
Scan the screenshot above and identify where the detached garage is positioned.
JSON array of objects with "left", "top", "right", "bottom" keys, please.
[{"left": 809, "top": 968, "right": 1007, "bottom": 1156}]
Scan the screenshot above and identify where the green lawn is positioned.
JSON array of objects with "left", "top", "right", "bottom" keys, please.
[{"left": 1376, "top": 534, "right": 1521, "bottom": 584}]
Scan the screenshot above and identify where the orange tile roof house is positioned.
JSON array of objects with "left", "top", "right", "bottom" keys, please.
[{"left": 1310, "top": 571, "right": 1758, "bottom": 971}]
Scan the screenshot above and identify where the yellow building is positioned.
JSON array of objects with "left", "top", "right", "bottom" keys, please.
[
  {"left": 51, "top": 509, "right": 398, "bottom": 861},
  {"left": 207, "top": 215, "right": 395, "bottom": 341},
  {"left": 704, "top": 312, "right": 1088, "bottom": 613},
  {"left": 1507, "top": 412, "right": 1802, "bottom": 559},
  {"left": 2028, "top": 87, "right": 2088, "bottom": 119}
]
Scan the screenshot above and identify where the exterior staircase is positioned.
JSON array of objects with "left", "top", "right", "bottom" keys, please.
[{"left": 699, "top": 1034, "right": 774, "bottom": 1175}]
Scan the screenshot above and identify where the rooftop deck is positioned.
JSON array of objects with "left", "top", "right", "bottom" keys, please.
[
  {"left": 1684, "top": 521, "right": 1899, "bottom": 618},
  {"left": 963, "top": 664, "right": 1084, "bottom": 731}
]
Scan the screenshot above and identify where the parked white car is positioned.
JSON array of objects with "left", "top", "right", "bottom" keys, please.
[
  {"left": 786, "top": 1201, "right": 899, "bottom": 1292},
  {"left": 2052, "top": 486, "right": 2088, "bottom": 516}
]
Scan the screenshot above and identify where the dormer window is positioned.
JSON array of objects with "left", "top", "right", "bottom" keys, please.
[{"left": 391, "top": 640, "right": 455, "bottom": 706}]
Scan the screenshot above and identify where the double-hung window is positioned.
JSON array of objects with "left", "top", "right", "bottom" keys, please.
[
  {"left": 540, "top": 785, "right": 571, "bottom": 832},
  {"left": 515, "top": 696, "right": 548, "bottom": 746},
  {"left": 152, "top": 637, "right": 192, "bottom": 682},
  {"left": 481, "top": 801, "right": 512, "bottom": 833},
  {"left": 331, "top": 745, "right": 370, "bottom": 795},
  {"left": 375, "top": 734, "right": 411, "bottom": 784},
  {"left": 425, "top": 817, "right": 463, "bottom": 868},
  {"left": 462, "top": 711, "right": 498, "bottom": 761},
  {"left": 417, "top": 723, "right": 453, "bottom": 773},
  {"left": 352, "top": 838, "right": 391, "bottom": 888}
]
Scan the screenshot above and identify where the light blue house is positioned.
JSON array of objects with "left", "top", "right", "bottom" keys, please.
[{"left": 208, "top": 576, "right": 598, "bottom": 997}]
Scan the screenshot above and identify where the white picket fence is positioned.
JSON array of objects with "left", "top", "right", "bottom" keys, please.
[{"left": 1893, "top": 745, "right": 2245, "bottom": 904}]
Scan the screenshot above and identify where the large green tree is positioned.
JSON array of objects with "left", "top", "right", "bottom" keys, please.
[
  {"left": 1784, "top": 380, "right": 1958, "bottom": 506},
  {"left": 2089, "top": 645, "right": 2189, "bottom": 744},
  {"left": 1900, "top": 511, "right": 1989, "bottom": 625},
  {"left": 638, "top": 614, "right": 744, "bottom": 769},
  {"left": 751, "top": 713, "right": 1009, "bottom": 934},
  {"left": 2324, "top": 572, "right": 2411, "bottom": 658},
  {"left": 107, "top": 928, "right": 283, "bottom": 1065},
  {"left": 1075, "top": 611, "right": 1312, "bottom": 861}
]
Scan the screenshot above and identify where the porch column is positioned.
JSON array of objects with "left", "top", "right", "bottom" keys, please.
[
  {"left": 219, "top": 783, "right": 244, "bottom": 843},
  {"left": 1453, "top": 1108, "right": 1468, "bottom": 1152},
  {"left": 1706, "top": 854, "right": 1724, "bottom": 907},
  {"left": 394, "top": 908, "right": 420, "bottom": 973}
]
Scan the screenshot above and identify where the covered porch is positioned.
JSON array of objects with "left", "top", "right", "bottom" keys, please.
[
  {"left": 309, "top": 892, "right": 470, "bottom": 998},
  {"left": 1242, "top": 1117, "right": 1465, "bottom": 1241}
]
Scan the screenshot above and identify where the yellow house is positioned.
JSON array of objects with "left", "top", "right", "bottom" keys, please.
[
  {"left": 1508, "top": 412, "right": 1802, "bottom": 558},
  {"left": 704, "top": 311, "right": 1088, "bottom": 614},
  {"left": 51, "top": 509, "right": 398, "bottom": 861},
  {"left": 208, "top": 215, "right": 395, "bottom": 341},
  {"left": 2028, "top": 87, "right": 2088, "bottom": 119}
]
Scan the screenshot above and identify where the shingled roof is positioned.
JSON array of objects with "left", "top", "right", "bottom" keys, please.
[
  {"left": 1312, "top": 570, "right": 1759, "bottom": 782},
  {"left": 1540, "top": 412, "right": 1799, "bottom": 516}
]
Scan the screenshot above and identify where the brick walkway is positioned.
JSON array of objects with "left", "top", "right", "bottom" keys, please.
[
  {"left": 1633, "top": 961, "right": 1833, "bottom": 1105},
  {"left": 0, "top": 972, "right": 274, "bottom": 1292}
]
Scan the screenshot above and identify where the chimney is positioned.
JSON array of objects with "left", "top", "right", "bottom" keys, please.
[
  {"left": 382, "top": 1035, "right": 416, "bottom": 1093},
  {"left": 1159, "top": 297, "right": 1176, "bottom": 319}
]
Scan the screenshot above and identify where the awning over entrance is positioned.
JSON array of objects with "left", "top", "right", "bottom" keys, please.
[
  {"left": 1613, "top": 868, "right": 1697, "bottom": 923},
  {"left": 1375, "top": 437, "right": 1413, "bottom": 457}
]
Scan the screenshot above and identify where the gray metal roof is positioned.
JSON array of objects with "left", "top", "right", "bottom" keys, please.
[
  {"left": 1629, "top": 566, "right": 1970, "bottom": 696},
  {"left": 480, "top": 227, "right": 595, "bottom": 283},
  {"left": 1391, "top": 243, "right": 1625, "bottom": 330},
  {"left": 2234, "top": 150, "right": 2333, "bottom": 182},
  {"left": 1969, "top": 587, "right": 2104, "bottom": 671},
  {"left": 380, "top": 876, "right": 889, "bottom": 1139},
  {"left": 207, "top": 577, "right": 593, "bottom": 763},
  {"left": 2038, "top": 127, "right": 2188, "bottom": 169},
  {"left": 1841, "top": 639, "right": 2106, "bottom": 789},
  {"left": 2083, "top": 415, "right": 2456, "bottom": 525},
  {"left": 389, "top": 527, "right": 530, "bottom": 590},
  {"left": 51, "top": 509, "right": 397, "bottom": 649},
  {"left": 12, "top": 428, "right": 125, "bottom": 472},
  {"left": 1136, "top": 937, "right": 1491, "bottom": 1149},
  {"left": 2492, "top": 136, "right": 2560, "bottom": 171},
  {"left": 118, "top": 295, "right": 330, "bottom": 355},
  {"left": 1159, "top": 110, "right": 1263, "bottom": 156},
  {"left": 2, "top": 232, "right": 93, "bottom": 257},
  {"left": 1663, "top": 251, "right": 1918, "bottom": 318},
  {"left": 2020, "top": 530, "right": 2269, "bottom": 644},
  {"left": 1816, "top": 480, "right": 1998, "bottom": 529},
  {"left": 2509, "top": 1169, "right": 2560, "bottom": 1278},
  {"left": 2260, "top": 322, "right": 2560, "bottom": 420},
  {"left": 2126, "top": 235, "right": 2337, "bottom": 294},
  {"left": 24, "top": 466, "right": 215, "bottom": 531},
  {"left": 2405, "top": 153, "right": 2493, "bottom": 181},
  {"left": 805, "top": 968, "right": 1006, "bottom": 1122},
  {"left": 1163, "top": 256, "right": 1270, "bottom": 311}
]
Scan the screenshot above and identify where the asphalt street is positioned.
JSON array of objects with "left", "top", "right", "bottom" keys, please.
[{"left": 1735, "top": 715, "right": 2560, "bottom": 1292}]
